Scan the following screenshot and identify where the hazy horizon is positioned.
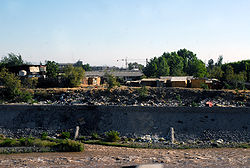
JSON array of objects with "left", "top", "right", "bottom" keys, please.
[{"left": 0, "top": 0, "right": 249, "bottom": 67}]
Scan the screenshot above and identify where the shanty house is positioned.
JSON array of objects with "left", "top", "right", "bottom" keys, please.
[
  {"left": 84, "top": 70, "right": 143, "bottom": 86},
  {"left": 160, "top": 76, "right": 193, "bottom": 88},
  {"left": 7, "top": 65, "right": 46, "bottom": 78}
]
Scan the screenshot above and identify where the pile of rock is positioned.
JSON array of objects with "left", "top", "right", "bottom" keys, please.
[{"left": 33, "top": 87, "right": 248, "bottom": 107}]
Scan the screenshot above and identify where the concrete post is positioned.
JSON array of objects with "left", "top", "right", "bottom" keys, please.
[
  {"left": 74, "top": 126, "right": 80, "bottom": 140},
  {"left": 170, "top": 127, "right": 175, "bottom": 143}
]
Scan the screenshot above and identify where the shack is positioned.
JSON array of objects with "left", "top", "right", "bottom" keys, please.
[{"left": 140, "top": 78, "right": 166, "bottom": 87}]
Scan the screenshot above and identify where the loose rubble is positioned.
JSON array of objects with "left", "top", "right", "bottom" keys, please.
[{"left": 31, "top": 87, "right": 249, "bottom": 107}]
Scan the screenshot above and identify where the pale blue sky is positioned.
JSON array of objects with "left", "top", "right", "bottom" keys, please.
[{"left": 0, "top": 0, "right": 249, "bottom": 67}]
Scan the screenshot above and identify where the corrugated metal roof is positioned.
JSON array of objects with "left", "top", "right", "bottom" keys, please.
[
  {"left": 171, "top": 77, "right": 189, "bottom": 82},
  {"left": 160, "top": 76, "right": 193, "bottom": 81},
  {"left": 85, "top": 70, "right": 143, "bottom": 77}
]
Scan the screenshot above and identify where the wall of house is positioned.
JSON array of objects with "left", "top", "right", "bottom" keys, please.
[
  {"left": 0, "top": 105, "right": 249, "bottom": 141},
  {"left": 191, "top": 79, "right": 205, "bottom": 88},
  {"left": 171, "top": 81, "right": 187, "bottom": 87}
]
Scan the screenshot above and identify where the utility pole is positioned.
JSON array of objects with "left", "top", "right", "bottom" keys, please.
[
  {"left": 117, "top": 57, "right": 128, "bottom": 69},
  {"left": 117, "top": 58, "right": 148, "bottom": 69}
]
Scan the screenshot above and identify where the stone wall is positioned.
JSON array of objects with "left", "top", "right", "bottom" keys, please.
[{"left": 0, "top": 105, "right": 249, "bottom": 141}]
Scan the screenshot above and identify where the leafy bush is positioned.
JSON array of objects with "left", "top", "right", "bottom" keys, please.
[
  {"left": 138, "top": 86, "right": 148, "bottom": 99},
  {"left": 0, "top": 137, "right": 84, "bottom": 152},
  {"left": 0, "top": 68, "right": 22, "bottom": 101},
  {"left": 191, "top": 101, "right": 198, "bottom": 107},
  {"left": 45, "top": 60, "right": 59, "bottom": 79},
  {"left": 200, "top": 83, "right": 209, "bottom": 89},
  {"left": 0, "top": 134, "right": 5, "bottom": 140},
  {"left": 41, "top": 132, "right": 48, "bottom": 140},
  {"left": 21, "top": 77, "right": 38, "bottom": 89},
  {"left": 19, "top": 137, "right": 35, "bottom": 146},
  {"left": 60, "top": 132, "right": 70, "bottom": 139},
  {"left": 33, "top": 139, "right": 56, "bottom": 147},
  {"left": 55, "top": 139, "right": 84, "bottom": 152},
  {"left": 0, "top": 138, "right": 19, "bottom": 147},
  {"left": 176, "top": 94, "right": 181, "bottom": 102},
  {"left": 91, "top": 132, "right": 100, "bottom": 140},
  {"left": 105, "top": 130, "right": 120, "bottom": 142},
  {"left": 61, "top": 65, "right": 85, "bottom": 87},
  {"left": 0, "top": 68, "right": 33, "bottom": 102},
  {"left": 104, "top": 72, "right": 120, "bottom": 89},
  {"left": 19, "top": 90, "right": 33, "bottom": 102}
]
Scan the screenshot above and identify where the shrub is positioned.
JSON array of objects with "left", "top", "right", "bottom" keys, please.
[
  {"left": 41, "top": 132, "right": 48, "bottom": 140},
  {"left": 104, "top": 72, "right": 120, "bottom": 89},
  {"left": 0, "top": 68, "right": 22, "bottom": 101},
  {"left": 19, "top": 90, "right": 33, "bottom": 102},
  {"left": 176, "top": 94, "right": 181, "bottom": 102},
  {"left": 60, "top": 132, "right": 71, "bottom": 139},
  {"left": 201, "top": 83, "right": 209, "bottom": 89},
  {"left": 138, "top": 86, "right": 148, "bottom": 99},
  {"left": 19, "top": 137, "right": 35, "bottom": 146},
  {"left": 0, "top": 134, "right": 5, "bottom": 140},
  {"left": 61, "top": 65, "right": 85, "bottom": 87},
  {"left": 105, "top": 130, "right": 120, "bottom": 142},
  {"left": 0, "top": 138, "right": 19, "bottom": 147},
  {"left": 191, "top": 101, "right": 198, "bottom": 107},
  {"left": 33, "top": 139, "right": 56, "bottom": 147},
  {"left": 55, "top": 139, "right": 84, "bottom": 152},
  {"left": 91, "top": 132, "right": 100, "bottom": 140},
  {"left": 0, "top": 68, "right": 33, "bottom": 102},
  {"left": 21, "top": 77, "right": 38, "bottom": 89}
]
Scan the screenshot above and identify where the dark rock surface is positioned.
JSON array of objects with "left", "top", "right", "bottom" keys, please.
[{"left": 32, "top": 87, "right": 249, "bottom": 107}]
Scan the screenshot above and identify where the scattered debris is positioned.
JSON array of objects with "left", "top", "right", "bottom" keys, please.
[{"left": 31, "top": 87, "right": 248, "bottom": 107}]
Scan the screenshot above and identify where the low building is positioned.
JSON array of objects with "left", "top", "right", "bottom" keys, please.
[
  {"left": 160, "top": 76, "right": 193, "bottom": 88},
  {"left": 191, "top": 78, "right": 221, "bottom": 89},
  {"left": 82, "top": 76, "right": 101, "bottom": 86},
  {"left": 140, "top": 78, "right": 166, "bottom": 87},
  {"left": 7, "top": 65, "right": 46, "bottom": 78},
  {"left": 85, "top": 70, "right": 143, "bottom": 85}
]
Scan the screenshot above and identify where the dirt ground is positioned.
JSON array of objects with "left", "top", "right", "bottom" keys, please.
[{"left": 0, "top": 144, "right": 249, "bottom": 168}]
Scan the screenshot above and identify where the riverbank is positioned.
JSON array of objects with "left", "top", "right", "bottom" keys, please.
[
  {"left": 0, "top": 144, "right": 249, "bottom": 168},
  {"left": 19, "top": 87, "right": 250, "bottom": 107}
]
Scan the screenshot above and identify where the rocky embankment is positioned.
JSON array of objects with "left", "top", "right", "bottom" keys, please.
[{"left": 33, "top": 87, "right": 249, "bottom": 107}]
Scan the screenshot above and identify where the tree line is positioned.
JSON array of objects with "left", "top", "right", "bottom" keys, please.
[
  {"left": 0, "top": 50, "right": 249, "bottom": 91},
  {"left": 142, "top": 49, "right": 249, "bottom": 89}
]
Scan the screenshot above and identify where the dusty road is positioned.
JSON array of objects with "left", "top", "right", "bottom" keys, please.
[{"left": 0, "top": 144, "right": 249, "bottom": 168}]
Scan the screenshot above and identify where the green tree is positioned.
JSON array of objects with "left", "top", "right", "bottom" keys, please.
[
  {"left": 207, "top": 59, "right": 214, "bottom": 71},
  {"left": 0, "top": 68, "right": 32, "bottom": 102},
  {"left": 223, "top": 65, "right": 246, "bottom": 89},
  {"left": 188, "top": 58, "right": 207, "bottom": 78},
  {"left": 62, "top": 65, "right": 85, "bottom": 87},
  {"left": 0, "top": 53, "right": 25, "bottom": 67},
  {"left": 157, "top": 56, "right": 169, "bottom": 77},
  {"left": 143, "top": 49, "right": 208, "bottom": 78},
  {"left": 82, "top": 63, "right": 92, "bottom": 71},
  {"left": 215, "top": 55, "right": 223, "bottom": 67},
  {"left": 128, "top": 62, "right": 144, "bottom": 71},
  {"left": 208, "top": 66, "right": 223, "bottom": 79},
  {"left": 104, "top": 72, "right": 120, "bottom": 89},
  {"left": 143, "top": 57, "right": 158, "bottom": 77},
  {"left": 177, "top": 48, "right": 197, "bottom": 73},
  {"left": 45, "top": 61, "right": 59, "bottom": 79},
  {"left": 165, "top": 52, "right": 184, "bottom": 76},
  {"left": 0, "top": 68, "right": 22, "bottom": 100},
  {"left": 225, "top": 65, "right": 234, "bottom": 83},
  {"left": 74, "top": 60, "right": 83, "bottom": 67}
]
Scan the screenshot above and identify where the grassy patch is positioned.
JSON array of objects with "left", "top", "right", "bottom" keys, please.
[
  {"left": 0, "top": 137, "right": 84, "bottom": 153},
  {"left": 237, "top": 143, "right": 250, "bottom": 149},
  {"left": 104, "top": 130, "right": 120, "bottom": 142},
  {"left": 83, "top": 139, "right": 250, "bottom": 150}
]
